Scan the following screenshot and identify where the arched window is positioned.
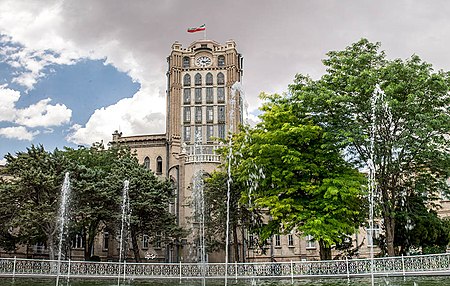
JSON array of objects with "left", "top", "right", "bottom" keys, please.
[
  {"left": 218, "top": 55, "right": 225, "bottom": 67},
  {"left": 205, "top": 73, "right": 213, "bottom": 85},
  {"left": 144, "top": 157, "right": 150, "bottom": 169},
  {"left": 183, "top": 57, "right": 190, "bottom": 68},
  {"left": 156, "top": 156, "right": 163, "bottom": 174},
  {"left": 183, "top": 74, "right": 191, "bottom": 86},
  {"left": 217, "top": 72, "right": 224, "bottom": 85},
  {"left": 195, "top": 73, "right": 202, "bottom": 86}
]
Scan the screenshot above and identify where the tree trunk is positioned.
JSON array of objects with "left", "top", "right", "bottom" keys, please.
[
  {"left": 130, "top": 228, "right": 141, "bottom": 263},
  {"left": 318, "top": 239, "right": 332, "bottom": 260},
  {"left": 384, "top": 212, "right": 396, "bottom": 256},
  {"left": 47, "top": 236, "right": 55, "bottom": 260},
  {"left": 233, "top": 225, "right": 239, "bottom": 262}
]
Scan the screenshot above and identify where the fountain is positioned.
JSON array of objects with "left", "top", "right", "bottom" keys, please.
[
  {"left": 118, "top": 180, "right": 131, "bottom": 286},
  {"left": 55, "top": 172, "right": 71, "bottom": 286},
  {"left": 192, "top": 129, "right": 207, "bottom": 285}
]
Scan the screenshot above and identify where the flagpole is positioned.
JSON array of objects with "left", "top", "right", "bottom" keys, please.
[{"left": 203, "top": 27, "right": 206, "bottom": 40}]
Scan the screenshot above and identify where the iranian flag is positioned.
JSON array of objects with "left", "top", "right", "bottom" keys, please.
[{"left": 187, "top": 24, "right": 206, "bottom": 33}]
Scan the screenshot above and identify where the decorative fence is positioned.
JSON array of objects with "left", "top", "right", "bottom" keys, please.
[{"left": 1, "top": 253, "right": 450, "bottom": 281}]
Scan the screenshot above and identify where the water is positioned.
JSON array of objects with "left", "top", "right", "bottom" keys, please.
[
  {"left": 4, "top": 277, "right": 450, "bottom": 286},
  {"left": 56, "top": 172, "right": 71, "bottom": 286},
  {"left": 118, "top": 180, "right": 131, "bottom": 286},
  {"left": 192, "top": 129, "right": 206, "bottom": 285}
]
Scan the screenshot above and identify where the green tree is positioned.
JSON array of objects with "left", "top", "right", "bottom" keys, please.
[
  {"left": 62, "top": 143, "right": 120, "bottom": 260},
  {"left": 394, "top": 193, "right": 450, "bottom": 254},
  {"left": 203, "top": 170, "right": 260, "bottom": 262},
  {"left": 289, "top": 39, "right": 450, "bottom": 256},
  {"left": 103, "top": 146, "right": 183, "bottom": 262},
  {"left": 233, "top": 94, "right": 366, "bottom": 260},
  {"left": 0, "top": 145, "right": 67, "bottom": 260}
]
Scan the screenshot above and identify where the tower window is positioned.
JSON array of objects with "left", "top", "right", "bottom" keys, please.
[
  {"left": 195, "top": 73, "right": 202, "bottom": 85},
  {"left": 217, "top": 87, "right": 225, "bottom": 103},
  {"left": 195, "top": 126, "right": 202, "bottom": 142},
  {"left": 184, "top": 126, "right": 191, "bottom": 142},
  {"left": 144, "top": 157, "right": 150, "bottom": 169},
  {"left": 195, "top": 107, "right": 202, "bottom": 123},
  {"left": 207, "top": 125, "right": 214, "bottom": 141},
  {"left": 183, "top": 57, "right": 190, "bottom": 68},
  {"left": 195, "top": 88, "right": 202, "bottom": 104},
  {"left": 206, "top": 72, "right": 213, "bottom": 85},
  {"left": 206, "top": 87, "right": 213, "bottom": 103},
  {"left": 183, "top": 74, "right": 191, "bottom": 86},
  {"left": 183, "top": 88, "right": 191, "bottom": 104},
  {"left": 183, "top": 107, "right": 191, "bottom": 123},
  {"left": 218, "top": 124, "right": 226, "bottom": 139},
  {"left": 206, "top": 106, "right": 214, "bottom": 122},
  {"left": 218, "top": 105, "right": 226, "bottom": 123},
  {"left": 217, "top": 72, "right": 225, "bottom": 85},
  {"left": 156, "top": 156, "right": 163, "bottom": 174},
  {"left": 218, "top": 55, "right": 225, "bottom": 67}
]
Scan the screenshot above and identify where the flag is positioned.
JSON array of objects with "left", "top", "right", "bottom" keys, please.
[{"left": 187, "top": 24, "right": 206, "bottom": 33}]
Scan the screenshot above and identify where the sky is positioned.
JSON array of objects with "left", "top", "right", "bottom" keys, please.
[{"left": 1, "top": 0, "right": 450, "bottom": 164}]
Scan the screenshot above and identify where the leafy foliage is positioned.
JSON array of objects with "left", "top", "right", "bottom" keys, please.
[
  {"left": 289, "top": 38, "right": 450, "bottom": 256},
  {"left": 230, "top": 93, "right": 366, "bottom": 260}
]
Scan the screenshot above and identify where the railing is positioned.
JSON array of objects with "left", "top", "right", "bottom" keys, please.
[
  {"left": 1, "top": 253, "right": 450, "bottom": 280},
  {"left": 185, "top": 154, "right": 221, "bottom": 163}
]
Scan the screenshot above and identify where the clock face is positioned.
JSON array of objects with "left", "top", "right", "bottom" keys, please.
[{"left": 196, "top": 56, "right": 212, "bottom": 67}]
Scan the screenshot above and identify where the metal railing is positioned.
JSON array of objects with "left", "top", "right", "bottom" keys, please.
[{"left": 1, "top": 253, "right": 450, "bottom": 281}]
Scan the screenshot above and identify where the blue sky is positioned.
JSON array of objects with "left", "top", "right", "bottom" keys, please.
[{"left": 1, "top": 0, "right": 450, "bottom": 164}]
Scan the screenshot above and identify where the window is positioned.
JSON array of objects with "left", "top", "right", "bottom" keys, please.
[
  {"left": 206, "top": 72, "right": 213, "bottom": 85},
  {"left": 154, "top": 232, "right": 162, "bottom": 249},
  {"left": 306, "top": 235, "right": 316, "bottom": 249},
  {"left": 103, "top": 232, "right": 109, "bottom": 250},
  {"left": 218, "top": 55, "right": 225, "bottom": 67},
  {"left": 183, "top": 74, "right": 191, "bottom": 86},
  {"left": 218, "top": 124, "right": 225, "bottom": 139},
  {"left": 156, "top": 156, "right": 163, "bottom": 174},
  {"left": 144, "top": 157, "right": 150, "bottom": 169},
  {"left": 195, "top": 107, "right": 202, "bottom": 123},
  {"left": 142, "top": 234, "right": 149, "bottom": 249},
  {"left": 183, "top": 57, "right": 190, "bottom": 68},
  {"left": 72, "top": 234, "right": 84, "bottom": 249},
  {"left": 217, "top": 87, "right": 225, "bottom": 103},
  {"left": 248, "top": 234, "right": 255, "bottom": 249},
  {"left": 33, "top": 242, "right": 46, "bottom": 253},
  {"left": 206, "top": 106, "right": 214, "bottom": 122},
  {"left": 288, "top": 234, "right": 294, "bottom": 247},
  {"left": 217, "top": 72, "right": 225, "bottom": 85},
  {"left": 183, "top": 88, "right": 191, "bottom": 104},
  {"left": 206, "top": 125, "right": 214, "bottom": 141},
  {"left": 183, "top": 107, "right": 191, "bottom": 123},
  {"left": 218, "top": 105, "right": 226, "bottom": 123},
  {"left": 195, "top": 126, "right": 202, "bottom": 142},
  {"left": 274, "top": 235, "right": 281, "bottom": 247},
  {"left": 184, "top": 126, "right": 191, "bottom": 141},
  {"left": 195, "top": 73, "right": 202, "bottom": 85},
  {"left": 195, "top": 88, "right": 202, "bottom": 104},
  {"left": 367, "top": 224, "right": 381, "bottom": 247},
  {"left": 206, "top": 87, "right": 213, "bottom": 103}
]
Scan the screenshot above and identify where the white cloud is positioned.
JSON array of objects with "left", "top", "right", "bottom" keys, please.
[
  {"left": 15, "top": 98, "right": 72, "bottom": 128},
  {"left": 0, "top": 87, "right": 20, "bottom": 121},
  {"left": 67, "top": 86, "right": 166, "bottom": 145},
  {"left": 0, "top": 86, "right": 72, "bottom": 130},
  {"left": 0, "top": 157, "right": 6, "bottom": 166},
  {"left": 0, "top": 126, "right": 39, "bottom": 141}
]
